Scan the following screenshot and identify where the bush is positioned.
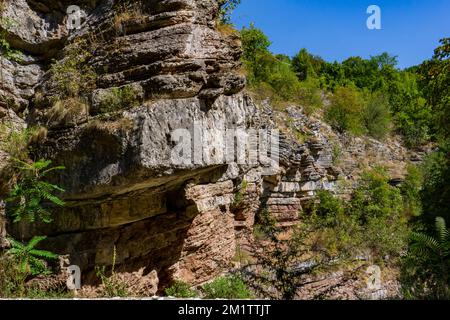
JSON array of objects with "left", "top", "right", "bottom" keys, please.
[
  {"left": 97, "top": 85, "right": 142, "bottom": 114},
  {"left": 305, "top": 168, "right": 411, "bottom": 262},
  {"left": 0, "top": 253, "right": 27, "bottom": 298},
  {"left": 325, "top": 86, "right": 365, "bottom": 135},
  {"left": 420, "top": 147, "right": 450, "bottom": 226},
  {"left": 0, "top": 125, "right": 36, "bottom": 161},
  {"left": 202, "top": 275, "right": 252, "bottom": 299},
  {"left": 50, "top": 39, "right": 96, "bottom": 99},
  {"left": 401, "top": 164, "right": 423, "bottom": 218},
  {"left": 349, "top": 168, "right": 409, "bottom": 259},
  {"left": 363, "top": 91, "right": 392, "bottom": 140},
  {"left": 165, "top": 281, "right": 198, "bottom": 298}
]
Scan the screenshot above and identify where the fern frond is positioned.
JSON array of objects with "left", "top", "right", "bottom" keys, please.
[
  {"left": 29, "top": 249, "right": 59, "bottom": 259},
  {"left": 435, "top": 217, "right": 449, "bottom": 243},
  {"left": 26, "top": 236, "right": 47, "bottom": 249},
  {"left": 42, "top": 165, "right": 66, "bottom": 176},
  {"left": 7, "top": 237, "right": 25, "bottom": 249}
]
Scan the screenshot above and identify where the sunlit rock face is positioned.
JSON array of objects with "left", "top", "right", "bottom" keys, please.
[{"left": 0, "top": 0, "right": 415, "bottom": 290}]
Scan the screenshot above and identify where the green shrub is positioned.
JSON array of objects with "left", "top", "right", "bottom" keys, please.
[
  {"left": 362, "top": 91, "right": 392, "bottom": 140},
  {"left": 165, "top": 281, "right": 198, "bottom": 298},
  {"left": 202, "top": 275, "right": 252, "bottom": 299},
  {"left": 349, "top": 168, "right": 409, "bottom": 259},
  {"left": 420, "top": 147, "right": 450, "bottom": 226},
  {"left": 0, "top": 125, "right": 36, "bottom": 161},
  {"left": 97, "top": 85, "right": 142, "bottom": 114},
  {"left": 305, "top": 168, "right": 411, "bottom": 261},
  {"left": 325, "top": 86, "right": 365, "bottom": 135},
  {"left": 0, "top": 253, "right": 27, "bottom": 298},
  {"left": 401, "top": 164, "right": 423, "bottom": 217},
  {"left": 50, "top": 39, "right": 96, "bottom": 99}
]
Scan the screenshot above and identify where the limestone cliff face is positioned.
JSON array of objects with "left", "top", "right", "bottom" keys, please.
[{"left": 0, "top": 0, "right": 418, "bottom": 290}]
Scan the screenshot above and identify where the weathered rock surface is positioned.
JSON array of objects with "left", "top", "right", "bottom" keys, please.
[{"left": 0, "top": 0, "right": 418, "bottom": 297}]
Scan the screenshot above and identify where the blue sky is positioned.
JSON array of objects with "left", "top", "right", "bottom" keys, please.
[{"left": 231, "top": 0, "right": 450, "bottom": 69}]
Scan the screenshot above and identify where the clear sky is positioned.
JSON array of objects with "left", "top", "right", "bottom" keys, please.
[{"left": 231, "top": 0, "right": 450, "bottom": 69}]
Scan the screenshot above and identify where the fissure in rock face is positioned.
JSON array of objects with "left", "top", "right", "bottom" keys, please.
[{"left": 0, "top": 0, "right": 418, "bottom": 291}]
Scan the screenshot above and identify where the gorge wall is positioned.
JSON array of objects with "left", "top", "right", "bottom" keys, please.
[{"left": 0, "top": 0, "right": 419, "bottom": 292}]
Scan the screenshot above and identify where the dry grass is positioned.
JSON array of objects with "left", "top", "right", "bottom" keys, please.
[
  {"left": 46, "top": 98, "right": 90, "bottom": 126},
  {"left": 113, "top": 1, "right": 145, "bottom": 33},
  {"left": 217, "top": 22, "right": 239, "bottom": 37},
  {"left": 86, "top": 117, "right": 134, "bottom": 134}
]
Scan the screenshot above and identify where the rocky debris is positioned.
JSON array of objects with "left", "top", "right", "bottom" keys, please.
[{"left": 78, "top": 269, "right": 159, "bottom": 298}]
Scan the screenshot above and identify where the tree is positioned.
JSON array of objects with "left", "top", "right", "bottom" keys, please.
[
  {"left": 371, "top": 52, "right": 398, "bottom": 69},
  {"left": 291, "top": 48, "right": 325, "bottom": 81},
  {"left": 419, "top": 38, "right": 450, "bottom": 141},
  {"left": 240, "top": 23, "right": 271, "bottom": 65},
  {"left": 218, "top": 0, "right": 241, "bottom": 24},
  {"left": 325, "top": 86, "right": 365, "bottom": 135},
  {"left": 362, "top": 91, "right": 392, "bottom": 140}
]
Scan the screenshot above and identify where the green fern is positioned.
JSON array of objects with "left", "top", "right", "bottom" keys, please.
[
  {"left": 7, "top": 236, "right": 58, "bottom": 275},
  {"left": 6, "top": 159, "right": 65, "bottom": 224},
  {"left": 409, "top": 217, "right": 450, "bottom": 260}
]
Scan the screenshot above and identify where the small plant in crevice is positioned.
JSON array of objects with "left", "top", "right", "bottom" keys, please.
[
  {"left": 95, "top": 246, "right": 128, "bottom": 298},
  {"left": 233, "top": 179, "right": 248, "bottom": 206},
  {"left": 0, "top": 16, "right": 23, "bottom": 87},
  {"left": 0, "top": 125, "right": 40, "bottom": 161},
  {"left": 7, "top": 236, "right": 58, "bottom": 276},
  {"left": 113, "top": 0, "right": 145, "bottom": 34},
  {"left": 96, "top": 85, "right": 142, "bottom": 114},
  {"left": 50, "top": 39, "right": 97, "bottom": 100},
  {"left": 6, "top": 159, "right": 65, "bottom": 224},
  {"left": 165, "top": 281, "right": 198, "bottom": 298}
]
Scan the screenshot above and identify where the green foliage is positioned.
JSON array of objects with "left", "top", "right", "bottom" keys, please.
[
  {"left": 233, "top": 179, "right": 248, "bottom": 205},
  {"left": 325, "top": 86, "right": 365, "bottom": 135},
  {"left": 362, "top": 91, "right": 392, "bottom": 140},
  {"left": 401, "top": 217, "right": 450, "bottom": 299},
  {"left": 6, "top": 159, "right": 65, "bottom": 224},
  {"left": 401, "top": 164, "right": 423, "bottom": 217},
  {"left": 420, "top": 146, "right": 450, "bottom": 226},
  {"left": 50, "top": 39, "right": 96, "bottom": 99},
  {"left": 165, "top": 281, "right": 198, "bottom": 298},
  {"left": 349, "top": 168, "right": 409, "bottom": 259},
  {"left": 0, "top": 17, "right": 22, "bottom": 62},
  {"left": 241, "top": 25, "right": 322, "bottom": 111},
  {"left": 97, "top": 85, "right": 141, "bottom": 114},
  {"left": 306, "top": 168, "right": 410, "bottom": 261},
  {"left": 202, "top": 275, "right": 252, "bottom": 299},
  {"left": 418, "top": 38, "right": 450, "bottom": 142},
  {"left": 218, "top": 0, "right": 241, "bottom": 24},
  {"left": 7, "top": 236, "right": 58, "bottom": 276},
  {"left": 389, "top": 71, "right": 432, "bottom": 147},
  {"left": 0, "top": 125, "right": 37, "bottom": 161},
  {"left": 0, "top": 253, "right": 27, "bottom": 297}
]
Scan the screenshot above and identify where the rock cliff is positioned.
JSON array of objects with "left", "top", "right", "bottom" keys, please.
[{"left": 0, "top": 0, "right": 418, "bottom": 292}]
